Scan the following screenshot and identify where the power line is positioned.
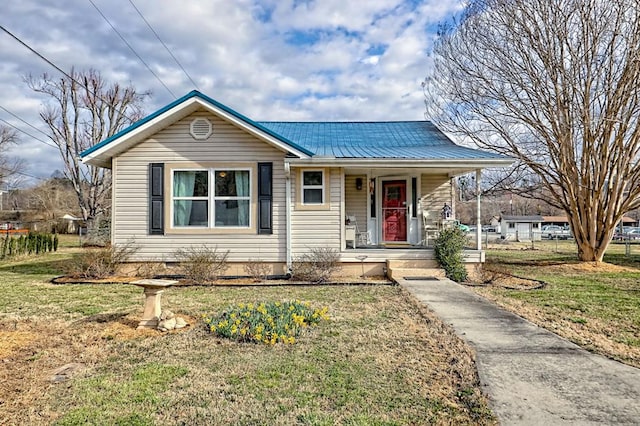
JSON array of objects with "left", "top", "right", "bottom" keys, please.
[
  {"left": 0, "top": 24, "right": 147, "bottom": 137},
  {"left": 0, "top": 117, "right": 58, "bottom": 150},
  {"left": 88, "top": 0, "right": 177, "bottom": 99},
  {"left": 0, "top": 166, "right": 47, "bottom": 182},
  {"left": 0, "top": 25, "right": 79, "bottom": 89},
  {"left": 0, "top": 105, "right": 51, "bottom": 139},
  {"left": 128, "top": 0, "right": 200, "bottom": 90}
]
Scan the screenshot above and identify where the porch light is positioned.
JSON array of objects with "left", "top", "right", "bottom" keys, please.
[{"left": 355, "top": 177, "right": 363, "bottom": 190}]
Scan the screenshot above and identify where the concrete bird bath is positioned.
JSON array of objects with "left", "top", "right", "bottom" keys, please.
[{"left": 132, "top": 279, "right": 177, "bottom": 329}]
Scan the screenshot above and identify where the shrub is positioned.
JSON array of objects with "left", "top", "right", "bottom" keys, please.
[
  {"left": 243, "top": 260, "right": 271, "bottom": 282},
  {"left": 434, "top": 227, "right": 469, "bottom": 282},
  {"left": 292, "top": 247, "right": 341, "bottom": 283},
  {"left": 203, "top": 300, "right": 329, "bottom": 345},
  {"left": 135, "top": 262, "right": 168, "bottom": 279},
  {"left": 0, "top": 232, "right": 58, "bottom": 260},
  {"left": 173, "top": 245, "right": 229, "bottom": 284},
  {"left": 63, "top": 242, "right": 138, "bottom": 278}
]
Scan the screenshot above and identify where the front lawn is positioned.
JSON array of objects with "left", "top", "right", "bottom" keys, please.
[
  {"left": 0, "top": 249, "right": 494, "bottom": 425},
  {"left": 473, "top": 240, "right": 640, "bottom": 368}
]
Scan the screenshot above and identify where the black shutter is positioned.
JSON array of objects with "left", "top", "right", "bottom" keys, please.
[
  {"left": 257, "top": 162, "right": 273, "bottom": 234},
  {"left": 149, "top": 163, "right": 164, "bottom": 235}
]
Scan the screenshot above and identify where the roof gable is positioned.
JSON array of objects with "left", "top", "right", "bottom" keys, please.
[{"left": 81, "top": 91, "right": 313, "bottom": 168}]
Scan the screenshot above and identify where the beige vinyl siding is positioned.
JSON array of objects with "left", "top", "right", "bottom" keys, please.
[
  {"left": 420, "top": 174, "right": 451, "bottom": 214},
  {"left": 344, "top": 174, "right": 367, "bottom": 230},
  {"left": 290, "top": 167, "right": 342, "bottom": 253},
  {"left": 112, "top": 110, "right": 287, "bottom": 262}
]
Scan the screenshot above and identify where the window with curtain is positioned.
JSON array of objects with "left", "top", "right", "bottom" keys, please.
[
  {"left": 214, "top": 170, "right": 250, "bottom": 227},
  {"left": 173, "top": 170, "right": 208, "bottom": 227},
  {"left": 171, "top": 168, "right": 251, "bottom": 228},
  {"left": 302, "top": 170, "right": 324, "bottom": 204}
]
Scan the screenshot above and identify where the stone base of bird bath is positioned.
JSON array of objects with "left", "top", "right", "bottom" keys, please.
[{"left": 132, "top": 279, "right": 177, "bottom": 329}]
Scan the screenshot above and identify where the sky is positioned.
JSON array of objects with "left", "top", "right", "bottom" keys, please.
[{"left": 0, "top": 0, "right": 464, "bottom": 187}]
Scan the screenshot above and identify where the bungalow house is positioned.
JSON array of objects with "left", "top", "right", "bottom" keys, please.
[{"left": 81, "top": 91, "right": 513, "bottom": 278}]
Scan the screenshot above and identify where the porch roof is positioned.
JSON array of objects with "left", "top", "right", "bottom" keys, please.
[{"left": 259, "top": 121, "right": 508, "bottom": 161}]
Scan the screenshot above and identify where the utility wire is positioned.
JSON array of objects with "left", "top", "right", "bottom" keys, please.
[
  {"left": 0, "top": 166, "right": 47, "bottom": 181},
  {"left": 128, "top": 0, "right": 200, "bottom": 90},
  {"left": 0, "top": 25, "right": 78, "bottom": 89},
  {"left": 0, "top": 117, "right": 58, "bottom": 150},
  {"left": 0, "top": 105, "right": 51, "bottom": 139},
  {"left": 0, "top": 24, "right": 146, "bottom": 134},
  {"left": 88, "top": 0, "right": 177, "bottom": 99}
]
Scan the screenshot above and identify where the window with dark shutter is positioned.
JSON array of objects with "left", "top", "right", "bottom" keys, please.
[
  {"left": 149, "top": 163, "right": 164, "bottom": 235},
  {"left": 257, "top": 162, "right": 273, "bottom": 234}
]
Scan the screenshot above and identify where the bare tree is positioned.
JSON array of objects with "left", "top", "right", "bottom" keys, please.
[
  {"left": 26, "top": 69, "right": 149, "bottom": 226},
  {"left": 424, "top": 0, "right": 640, "bottom": 262},
  {"left": 28, "top": 177, "right": 78, "bottom": 220},
  {"left": 0, "top": 125, "right": 25, "bottom": 193}
]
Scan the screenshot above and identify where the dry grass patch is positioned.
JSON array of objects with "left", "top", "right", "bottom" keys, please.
[{"left": 0, "top": 283, "right": 495, "bottom": 425}]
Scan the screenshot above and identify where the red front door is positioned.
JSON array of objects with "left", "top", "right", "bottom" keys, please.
[{"left": 382, "top": 180, "right": 407, "bottom": 242}]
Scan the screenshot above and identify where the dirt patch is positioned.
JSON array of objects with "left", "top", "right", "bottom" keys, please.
[
  {"left": 544, "top": 261, "right": 637, "bottom": 274},
  {"left": 0, "top": 313, "right": 194, "bottom": 424},
  {"left": 0, "top": 330, "right": 38, "bottom": 358}
]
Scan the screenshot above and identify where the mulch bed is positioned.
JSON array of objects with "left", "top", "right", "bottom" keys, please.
[{"left": 50, "top": 275, "right": 394, "bottom": 287}]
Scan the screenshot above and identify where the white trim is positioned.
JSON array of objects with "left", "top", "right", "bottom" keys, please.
[
  {"left": 170, "top": 167, "right": 252, "bottom": 229},
  {"left": 300, "top": 169, "right": 325, "bottom": 205},
  {"left": 379, "top": 177, "right": 411, "bottom": 244},
  {"left": 286, "top": 158, "right": 513, "bottom": 168},
  {"left": 285, "top": 170, "right": 292, "bottom": 273}
]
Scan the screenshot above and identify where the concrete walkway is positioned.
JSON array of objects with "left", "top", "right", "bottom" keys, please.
[{"left": 399, "top": 278, "right": 640, "bottom": 425}]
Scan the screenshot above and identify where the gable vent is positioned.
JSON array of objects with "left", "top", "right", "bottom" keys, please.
[{"left": 190, "top": 118, "right": 213, "bottom": 140}]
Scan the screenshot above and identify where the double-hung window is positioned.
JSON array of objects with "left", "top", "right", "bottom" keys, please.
[
  {"left": 172, "top": 168, "right": 251, "bottom": 228},
  {"left": 302, "top": 170, "right": 324, "bottom": 205}
]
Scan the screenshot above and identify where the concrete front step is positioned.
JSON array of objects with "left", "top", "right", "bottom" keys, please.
[
  {"left": 386, "top": 259, "right": 439, "bottom": 269},
  {"left": 388, "top": 267, "right": 445, "bottom": 282}
]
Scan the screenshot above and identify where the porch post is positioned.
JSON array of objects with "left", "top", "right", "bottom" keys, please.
[{"left": 476, "top": 169, "right": 482, "bottom": 250}]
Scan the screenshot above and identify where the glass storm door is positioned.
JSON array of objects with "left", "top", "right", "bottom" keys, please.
[{"left": 382, "top": 180, "right": 407, "bottom": 242}]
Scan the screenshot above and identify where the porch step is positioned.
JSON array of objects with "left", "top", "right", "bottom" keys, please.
[
  {"left": 386, "top": 259, "right": 439, "bottom": 269},
  {"left": 387, "top": 267, "right": 445, "bottom": 282}
]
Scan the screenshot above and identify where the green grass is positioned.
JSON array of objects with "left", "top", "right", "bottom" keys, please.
[
  {"left": 0, "top": 248, "right": 494, "bottom": 425},
  {"left": 476, "top": 240, "right": 640, "bottom": 367}
]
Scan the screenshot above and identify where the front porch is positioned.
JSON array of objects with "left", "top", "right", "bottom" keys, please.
[{"left": 341, "top": 168, "right": 484, "bottom": 254}]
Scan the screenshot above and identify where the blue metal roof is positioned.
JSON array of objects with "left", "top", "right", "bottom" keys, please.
[
  {"left": 258, "top": 121, "right": 506, "bottom": 160},
  {"left": 81, "top": 90, "right": 508, "bottom": 162}
]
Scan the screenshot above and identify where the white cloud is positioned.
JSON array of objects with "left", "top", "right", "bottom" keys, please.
[{"left": 0, "top": 0, "right": 463, "bottom": 185}]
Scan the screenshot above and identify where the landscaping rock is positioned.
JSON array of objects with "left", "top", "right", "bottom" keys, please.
[
  {"left": 174, "top": 317, "right": 188, "bottom": 329},
  {"left": 158, "top": 317, "right": 177, "bottom": 331},
  {"left": 159, "top": 310, "right": 175, "bottom": 321},
  {"left": 157, "top": 310, "right": 189, "bottom": 332}
]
